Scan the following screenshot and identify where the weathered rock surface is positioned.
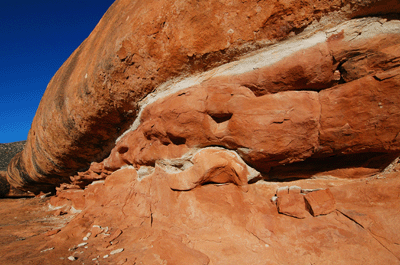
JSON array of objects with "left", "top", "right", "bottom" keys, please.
[
  {"left": 2, "top": 0, "right": 400, "bottom": 264},
  {"left": 6, "top": 0, "right": 400, "bottom": 192},
  {"left": 104, "top": 17, "right": 400, "bottom": 181},
  {"left": 2, "top": 161, "right": 399, "bottom": 264}
]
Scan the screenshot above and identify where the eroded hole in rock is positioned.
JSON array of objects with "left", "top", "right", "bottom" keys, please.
[
  {"left": 117, "top": 146, "right": 129, "bottom": 154},
  {"left": 167, "top": 133, "right": 186, "bottom": 145},
  {"left": 210, "top": 113, "right": 233, "bottom": 124}
]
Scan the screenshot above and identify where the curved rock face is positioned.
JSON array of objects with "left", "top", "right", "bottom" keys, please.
[
  {"left": 2, "top": 1, "right": 400, "bottom": 264},
  {"left": 6, "top": 0, "right": 400, "bottom": 193},
  {"left": 104, "top": 17, "right": 400, "bottom": 181}
]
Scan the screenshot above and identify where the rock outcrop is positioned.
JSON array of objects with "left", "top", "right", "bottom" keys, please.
[
  {"left": 6, "top": 0, "right": 400, "bottom": 192},
  {"left": 2, "top": 159, "right": 396, "bottom": 264},
  {"left": 104, "top": 17, "right": 400, "bottom": 182},
  {"left": 1, "top": 0, "right": 400, "bottom": 264}
]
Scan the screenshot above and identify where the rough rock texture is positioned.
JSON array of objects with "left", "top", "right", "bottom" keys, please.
[
  {"left": 104, "top": 17, "right": 400, "bottom": 181},
  {"left": 6, "top": 0, "right": 400, "bottom": 192},
  {"left": 304, "top": 188, "right": 336, "bottom": 217},
  {"left": 2, "top": 0, "right": 400, "bottom": 264},
  {"left": 2, "top": 161, "right": 399, "bottom": 264}
]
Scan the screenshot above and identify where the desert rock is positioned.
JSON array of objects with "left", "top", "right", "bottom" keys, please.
[
  {"left": 1, "top": 0, "right": 400, "bottom": 264},
  {"left": 7, "top": 0, "right": 400, "bottom": 192}
]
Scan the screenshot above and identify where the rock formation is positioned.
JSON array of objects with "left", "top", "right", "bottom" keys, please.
[
  {"left": 1, "top": 0, "right": 400, "bottom": 264},
  {"left": 6, "top": 0, "right": 400, "bottom": 192}
]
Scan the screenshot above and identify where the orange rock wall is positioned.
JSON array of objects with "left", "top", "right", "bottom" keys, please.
[{"left": 6, "top": 0, "right": 400, "bottom": 192}]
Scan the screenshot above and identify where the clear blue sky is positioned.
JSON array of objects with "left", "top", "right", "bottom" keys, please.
[{"left": 0, "top": 0, "right": 115, "bottom": 143}]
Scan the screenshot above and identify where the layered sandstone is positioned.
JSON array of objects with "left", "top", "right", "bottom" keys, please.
[
  {"left": 6, "top": 0, "right": 400, "bottom": 192},
  {"left": 1, "top": 0, "right": 400, "bottom": 264},
  {"left": 104, "top": 17, "right": 400, "bottom": 182}
]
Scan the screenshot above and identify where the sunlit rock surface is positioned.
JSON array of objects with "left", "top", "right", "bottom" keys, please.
[{"left": 2, "top": 0, "right": 400, "bottom": 264}]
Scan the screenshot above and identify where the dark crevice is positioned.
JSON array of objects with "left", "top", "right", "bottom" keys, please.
[
  {"left": 337, "top": 210, "right": 364, "bottom": 228},
  {"left": 265, "top": 152, "right": 399, "bottom": 181},
  {"left": 201, "top": 181, "right": 230, "bottom": 186},
  {"left": 373, "top": 75, "right": 382, "bottom": 81},
  {"left": 352, "top": 12, "right": 400, "bottom": 21},
  {"left": 210, "top": 113, "right": 233, "bottom": 124},
  {"left": 264, "top": 176, "right": 310, "bottom": 183},
  {"left": 167, "top": 133, "right": 186, "bottom": 146},
  {"left": 336, "top": 61, "right": 347, "bottom": 84},
  {"left": 248, "top": 175, "right": 263, "bottom": 184}
]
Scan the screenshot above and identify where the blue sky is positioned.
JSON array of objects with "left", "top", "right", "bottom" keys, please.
[{"left": 0, "top": 0, "right": 115, "bottom": 143}]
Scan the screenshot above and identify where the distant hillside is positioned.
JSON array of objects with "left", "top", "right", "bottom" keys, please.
[{"left": 0, "top": 141, "right": 26, "bottom": 171}]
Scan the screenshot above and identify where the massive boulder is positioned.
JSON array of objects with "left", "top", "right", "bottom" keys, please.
[{"left": 6, "top": 0, "right": 400, "bottom": 192}]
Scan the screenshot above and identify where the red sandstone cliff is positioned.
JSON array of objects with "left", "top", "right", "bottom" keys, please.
[
  {"left": 1, "top": 0, "right": 400, "bottom": 264},
  {"left": 5, "top": 0, "right": 400, "bottom": 192}
]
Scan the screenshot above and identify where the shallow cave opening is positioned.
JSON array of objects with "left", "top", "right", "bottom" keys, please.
[{"left": 264, "top": 152, "right": 399, "bottom": 182}]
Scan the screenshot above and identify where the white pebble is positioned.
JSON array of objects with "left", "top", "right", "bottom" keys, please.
[
  {"left": 40, "top": 247, "right": 54, "bottom": 253},
  {"left": 103, "top": 255, "right": 109, "bottom": 259},
  {"left": 110, "top": 248, "right": 124, "bottom": 255},
  {"left": 83, "top": 232, "right": 92, "bottom": 241},
  {"left": 77, "top": 242, "right": 87, "bottom": 247},
  {"left": 68, "top": 256, "right": 76, "bottom": 261}
]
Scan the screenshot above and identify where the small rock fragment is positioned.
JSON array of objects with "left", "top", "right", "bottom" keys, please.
[
  {"left": 40, "top": 247, "right": 54, "bottom": 253},
  {"left": 68, "top": 246, "right": 77, "bottom": 251},
  {"left": 68, "top": 256, "right": 76, "bottom": 261},
  {"left": 103, "top": 255, "right": 109, "bottom": 259},
  {"left": 276, "top": 186, "right": 289, "bottom": 197},
  {"left": 276, "top": 192, "right": 309, "bottom": 219},
  {"left": 77, "top": 242, "right": 88, "bottom": 248},
  {"left": 304, "top": 188, "right": 336, "bottom": 217},
  {"left": 110, "top": 248, "right": 124, "bottom": 255},
  {"left": 83, "top": 232, "right": 91, "bottom": 241}
]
